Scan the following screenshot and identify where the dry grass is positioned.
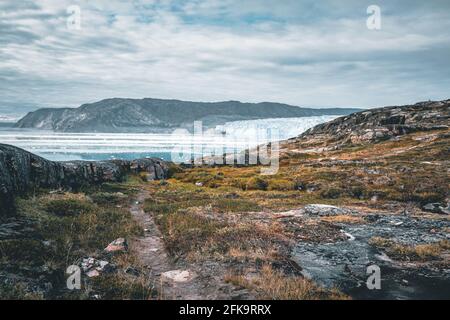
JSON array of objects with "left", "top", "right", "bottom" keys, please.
[
  {"left": 369, "top": 237, "right": 450, "bottom": 261},
  {"left": 225, "top": 265, "right": 349, "bottom": 300},
  {"left": 151, "top": 203, "right": 288, "bottom": 263},
  {"left": 227, "top": 247, "right": 279, "bottom": 261},
  {"left": 88, "top": 251, "right": 154, "bottom": 300}
]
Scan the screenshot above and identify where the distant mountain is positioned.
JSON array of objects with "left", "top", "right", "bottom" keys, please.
[
  {"left": 0, "top": 104, "right": 40, "bottom": 122},
  {"left": 15, "top": 98, "right": 361, "bottom": 133}
]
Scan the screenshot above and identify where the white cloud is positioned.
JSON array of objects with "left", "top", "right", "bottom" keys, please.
[{"left": 0, "top": 0, "right": 449, "bottom": 110}]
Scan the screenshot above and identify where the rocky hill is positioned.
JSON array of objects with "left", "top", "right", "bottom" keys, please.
[
  {"left": 282, "top": 99, "right": 450, "bottom": 152},
  {"left": 14, "top": 98, "right": 360, "bottom": 133},
  {"left": 0, "top": 144, "right": 169, "bottom": 213}
]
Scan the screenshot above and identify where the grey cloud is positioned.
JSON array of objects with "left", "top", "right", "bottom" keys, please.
[
  {"left": 0, "top": 1, "right": 40, "bottom": 12},
  {"left": 0, "top": 22, "right": 40, "bottom": 44},
  {"left": 0, "top": 0, "right": 449, "bottom": 110}
]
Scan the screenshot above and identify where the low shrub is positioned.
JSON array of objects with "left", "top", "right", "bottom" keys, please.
[
  {"left": 245, "top": 177, "right": 269, "bottom": 191},
  {"left": 320, "top": 188, "right": 342, "bottom": 199}
]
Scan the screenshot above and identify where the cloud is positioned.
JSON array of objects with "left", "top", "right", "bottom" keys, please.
[{"left": 0, "top": 0, "right": 449, "bottom": 110}]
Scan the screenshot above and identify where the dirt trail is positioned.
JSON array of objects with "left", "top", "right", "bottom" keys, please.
[{"left": 129, "top": 189, "right": 236, "bottom": 300}]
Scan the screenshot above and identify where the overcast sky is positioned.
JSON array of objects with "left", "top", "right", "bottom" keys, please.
[{"left": 1, "top": 0, "right": 449, "bottom": 110}]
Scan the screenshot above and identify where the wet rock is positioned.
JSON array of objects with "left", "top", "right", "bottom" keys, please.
[
  {"left": 423, "top": 203, "right": 449, "bottom": 215},
  {"left": 293, "top": 212, "right": 450, "bottom": 299},
  {"left": 104, "top": 238, "right": 128, "bottom": 253},
  {"left": 342, "top": 231, "right": 355, "bottom": 241}
]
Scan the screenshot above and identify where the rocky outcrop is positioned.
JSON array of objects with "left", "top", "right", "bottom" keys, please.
[
  {"left": 303, "top": 204, "right": 352, "bottom": 216},
  {"left": 292, "top": 100, "right": 449, "bottom": 146},
  {"left": 15, "top": 97, "right": 360, "bottom": 133},
  {"left": 0, "top": 144, "right": 169, "bottom": 214}
]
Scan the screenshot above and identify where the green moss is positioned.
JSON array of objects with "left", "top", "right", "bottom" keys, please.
[
  {"left": 44, "top": 199, "right": 94, "bottom": 216},
  {"left": 91, "top": 192, "right": 127, "bottom": 205},
  {"left": 144, "top": 200, "right": 181, "bottom": 214},
  {"left": 268, "top": 179, "right": 295, "bottom": 191}
]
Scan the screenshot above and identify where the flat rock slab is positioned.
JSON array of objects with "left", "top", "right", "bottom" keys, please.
[
  {"left": 161, "top": 270, "right": 195, "bottom": 283},
  {"left": 304, "top": 204, "right": 349, "bottom": 216}
]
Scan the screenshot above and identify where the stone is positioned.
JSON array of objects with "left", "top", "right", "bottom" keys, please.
[
  {"left": 105, "top": 238, "right": 128, "bottom": 253},
  {"left": 81, "top": 258, "right": 95, "bottom": 272},
  {"left": 124, "top": 266, "right": 140, "bottom": 276},
  {"left": 342, "top": 231, "right": 355, "bottom": 241},
  {"left": 161, "top": 270, "right": 195, "bottom": 283},
  {"left": 81, "top": 257, "right": 114, "bottom": 276},
  {"left": 303, "top": 204, "right": 349, "bottom": 216},
  {"left": 86, "top": 269, "right": 100, "bottom": 278},
  {"left": 98, "top": 260, "right": 110, "bottom": 270},
  {"left": 423, "top": 203, "right": 449, "bottom": 215}
]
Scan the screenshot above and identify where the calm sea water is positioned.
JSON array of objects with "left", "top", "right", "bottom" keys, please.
[{"left": 0, "top": 116, "right": 337, "bottom": 161}]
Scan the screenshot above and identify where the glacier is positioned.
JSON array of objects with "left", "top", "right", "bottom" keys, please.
[{"left": 0, "top": 116, "right": 338, "bottom": 161}]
